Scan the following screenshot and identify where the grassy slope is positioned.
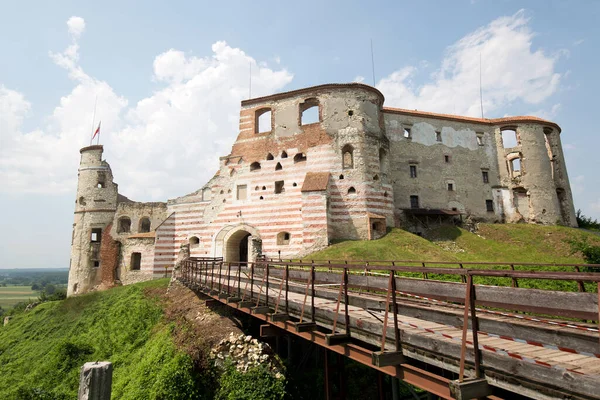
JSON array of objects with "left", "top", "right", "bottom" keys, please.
[
  {"left": 306, "top": 224, "right": 600, "bottom": 290},
  {"left": 0, "top": 279, "right": 198, "bottom": 400}
]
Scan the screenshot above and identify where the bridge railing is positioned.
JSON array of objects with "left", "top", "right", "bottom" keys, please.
[{"left": 179, "top": 258, "right": 600, "bottom": 383}]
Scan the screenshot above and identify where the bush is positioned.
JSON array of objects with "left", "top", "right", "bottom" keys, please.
[
  {"left": 568, "top": 236, "right": 600, "bottom": 270},
  {"left": 576, "top": 209, "right": 600, "bottom": 230},
  {"left": 216, "top": 363, "right": 286, "bottom": 400}
]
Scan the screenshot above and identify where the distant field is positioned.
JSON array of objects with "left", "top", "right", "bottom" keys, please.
[{"left": 0, "top": 286, "right": 38, "bottom": 309}]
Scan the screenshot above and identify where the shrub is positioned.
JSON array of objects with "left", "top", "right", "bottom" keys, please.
[
  {"left": 576, "top": 209, "right": 600, "bottom": 230},
  {"left": 216, "top": 362, "right": 286, "bottom": 400},
  {"left": 568, "top": 236, "right": 600, "bottom": 270}
]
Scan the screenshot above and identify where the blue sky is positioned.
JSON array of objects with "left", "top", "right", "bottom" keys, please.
[{"left": 1, "top": 0, "right": 599, "bottom": 268}]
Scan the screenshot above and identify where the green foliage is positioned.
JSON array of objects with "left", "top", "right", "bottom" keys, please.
[
  {"left": 568, "top": 236, "right": 600, "bottom": 267},
  {"left": 576, "top": 209, "right": 600, "bottom": 230},
  {"left": 216, "top": 362, "right": 286, "bottom": 400},
  {"left": 0, "top": 279, "right": 207, "bottom": 400}
]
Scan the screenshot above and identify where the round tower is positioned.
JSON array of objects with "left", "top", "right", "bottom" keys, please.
[{"left": 67, "top": 145, "right": 118, "bottom": 296}]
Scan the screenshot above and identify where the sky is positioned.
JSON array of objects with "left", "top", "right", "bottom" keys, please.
[{"left": 1, "top": 0, "right": 599, "bottom": 268}]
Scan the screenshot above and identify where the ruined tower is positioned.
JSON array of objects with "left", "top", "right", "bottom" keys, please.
[{"left": 67, "top": 145, "right": 119, "bottom": 296}]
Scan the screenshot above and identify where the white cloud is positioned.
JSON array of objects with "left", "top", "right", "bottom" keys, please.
[
  {"left": 353, "top": 76, "right": 365, "bottom": 83},
  {"left": 0, "top": 18, "right": 293, "bottom": 200},
  {"left": 67, "top": 16, "right": 85, "bottom": 38},
  {"left": 377, "top": 10, "right": 563, "bottom": 117},
  {"left": 529, "top": 103, "right": 561, "bottom": 120},
  {"left": 573, "top": 39, "right": 585, "bottom": 46}
]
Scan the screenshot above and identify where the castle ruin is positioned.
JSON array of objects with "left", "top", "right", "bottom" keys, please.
[{"left": 68, "top": 83, "right": 577, "bottom": 296}]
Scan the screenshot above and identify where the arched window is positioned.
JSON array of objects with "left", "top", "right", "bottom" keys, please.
[
  {"left": 277, "top": 232, "right": 291, "bottom": 245},
  {"left": 342, "top": 144, "right": 354, "bottom": 169},
  {"left": 255, "top": 108, "right": 272, "bottom": 133},
  {"left": 294, "top": 153, "right": 307, "bottom": 163},
  {"left": 266, "top": 153, "right": 274, "bottom": 160},
  {"left": 281, "top": 151, "right": 288, "bottom": 159},
  {"left": 139, "top": 217, "right": 151, "bottom": 233},
  {"left": 189, "top": 236, "right": 200, "bottom": 248},
  {"left": 250, "top": 162, "right": 261, "bottom": 171},
  {"left": 300, "top": 98, "right": 320, "bottom": 125},
  {"left": 347, "top": 187, "right": 356, "bottom": 195},
  {"left": 339, "top": 174, "right": 344, "bottom": 180},
  {"left": 117, "top": 217, "right": 131, "bottom": 233},
  {"left": 373, "top": 174, "right": 379, "bottom": 181},
  {"left": 275, "top": 162, "right": 283, "bottom": 171},
  {"left": 501, "top": 128, "right": 519, "bottom": 148}
]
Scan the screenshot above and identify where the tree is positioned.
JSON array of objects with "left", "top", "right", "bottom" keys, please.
[
  {"left": 44, "top": 284, "right": 56, "bottom": 295},
  {"left": 31, "top": 283, "right": 41, "bottom": 291}
]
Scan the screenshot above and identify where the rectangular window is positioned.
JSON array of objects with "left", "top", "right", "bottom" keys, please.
[
  {"left": 436, "top": 131, "right": 442, "bottom": 142},
  {"left": 91, "top": 228, "right": 102, "bottom": 243},
  {"left": 236, "top": 184, "right": 247, "bottom": 200},
  {"left": 444, "top": 155, "right": 450, "bottom": 163},
  {"left": 403, "top": 127, "right": 412, "bottom": 138},
  {"left": 409, "top": 165, "right": 417, "bottom": 178},
  {"left": 447, "top": 183, "right": 454, "bottom": 191},
  {"left": 410, "top": 195, "right": 420, "bottom": 209},
  {"left": 131, "top": 252, "right": 142, "bottom": 271},
  {"left": 482, "top": 171, "right": 489, "bottom": 183},
  {"left": 274, "top": 181, "right": 284, "bottom": 194},
  {"left": 486, "top": 200, "right": 494, "bottom": 212},
  {"left": 476, "top": 133, "right": 484, "bottom": 146}
]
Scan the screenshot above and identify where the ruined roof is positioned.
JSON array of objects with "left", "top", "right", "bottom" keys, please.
[
  {"left": 242, "top": 83, "right": 384, "bottom": 107},
  {"left": 383, "top": 107, "right": 561, "bottom": 133},
  {"left": 127, "top": 231, "right": 156, "bottom": 239},
  {"left": 301, "top": 172, "right": 330, "bottom": 192}
]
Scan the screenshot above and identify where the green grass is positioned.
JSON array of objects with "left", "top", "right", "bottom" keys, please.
[
  {"left": 304, "top": 224, "right": 600, "bottom": 291},
  {"left": 0, "top": 279, "right": 200, "bottom": 400},
  {"left": 0, "top": 285, "right": 39, "bottom": 309}
]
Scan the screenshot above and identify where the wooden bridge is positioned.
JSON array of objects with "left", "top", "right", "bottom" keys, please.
[{"left": 178, "top": 257, "right": 600, "bottom": 399}]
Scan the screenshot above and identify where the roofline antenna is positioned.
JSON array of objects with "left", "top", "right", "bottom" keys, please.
[
  {"left": 89, "top": 94, "right": 98, "bottom": 146},
  {"left": 370, "top": 39, "right": 376, "bottom": 87},
  {"left": 480, "top": 52, "right": 484, "bottom": 119}
]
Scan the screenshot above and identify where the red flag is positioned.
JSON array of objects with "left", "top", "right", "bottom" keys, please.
[{"left": 92, "top": 121, "right": 101, "bottom": 140}]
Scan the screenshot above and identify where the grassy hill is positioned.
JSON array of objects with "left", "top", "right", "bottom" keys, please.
[
  {"left": 308, "top": 223, "right": 600, "bottom": 264},
  {"left": 0, "top": 279, "right": 200, "bottom": 400}
]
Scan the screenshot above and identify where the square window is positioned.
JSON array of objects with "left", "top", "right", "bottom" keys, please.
[
  {"left": 274, "top": 181, "right": 284, "bottom": 194},
  {"left": 486, "top": 199, "right": 494, "bottom": 212},
  {"left": 91, "top": 228, "right": 102, "bottom": 243},
  {"left": 447, "top": 183, "right": 454, "bottom": 191},
  {"left": 409, "top": 165, "right": 417, "bottom": 178},
  {"left": 410, "top": 195, "right": 419, "bottom": 209},
  {"left": 482, "top": 171, "right": 489, "bottom": 183}
]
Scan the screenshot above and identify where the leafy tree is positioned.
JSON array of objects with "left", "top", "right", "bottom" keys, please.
[
  {"left": 568, "top": 236, "right": 600, "bottom": 271},
  {"left": 31, "top": 283, "right": 41, "bottom": 291},
  {"left": 576, "top": 209, "right": 600, "bottom": 230}
]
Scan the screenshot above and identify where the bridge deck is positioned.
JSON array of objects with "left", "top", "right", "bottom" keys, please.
[{"left": 180, "top": 260, "right": 600, "bottom": 399}]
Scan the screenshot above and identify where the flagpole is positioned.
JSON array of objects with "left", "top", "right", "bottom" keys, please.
[
  {"left": 97, "top": 121, "right": 101, "bottom": 145},
  {"left": 89, "top": 95, "right": 98, "bottom": 145}
]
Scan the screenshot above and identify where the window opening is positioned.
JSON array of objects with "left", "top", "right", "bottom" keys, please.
[
  {"left": 339, "top": 174, "right": 344, "bottom": 180},
  {"left": 275, "top": 162, "right": 283, "bottom": 171},
  {"left": 292, "top": 182, "right": 297, "bottom": 187},
  {"left": 482, "top": 171, "right": 489, "bottom": 184},
  {"left": 262, "top": 186, "right": 266, "bottom": 190},
  {"left": 266, "top": 153, "right": 274, "bottom": 160},
  {"left": 281, "top": 151, "right": 288, "bottom": 159},
  {"left": 250, "top": 162, "right": 261, "bottom": 171},
  {"left": 373, "top": 174, "right": 379, "bottom": 181},
  {"left": 97, "top": 172, "right": 106, "bottom": 188},
  {"left": 511, "top": 158, "right": 521, "bottom": 172},
  {"left": 91, "top": 228, "right": 102, "bottom": 243},
  {"left": 501, "top": 128, "right": 518, "bottom": 148},
  {"left": 256, "top": 109, "right": 272, "bottom": 133},
  {"left": 131, "top": 252, "right": 142, "bottom": 271},
  {"left": 444, "top": 155, "right": 450, "bottom": 163},
  {"left": 189, "top": 236, "right": 200, "bottom": 248},
  {"left": 410, "top": 165, "right": 417, "bottom": 178},
  {"left": 236, "top": 184, "right": 248, "bottom": 201},
  {"left": 476, "top": 133, "right": 484, "bottom": 146},
  {"left": 301, "top": 103, "right": 319, "bottom": 125},
  {"left": 342, "top": 144, "right": 354, "bottom": 169},
  {"left": 447, "top": 183, "right": 454, "bottom": 191},
  {"left": 259, "top": 196, "right": 264, "bottom": 200},
  {"left": 275, "top": 181, "right": 284, "bottom": 194},
  {"left": 277, "top": 232, "right": 291, "bottom": 245},
  {"left": 202, "top": 188, "right": 211, "bottom": 201},
  {"left": 139, "top": 217, "right": 151, "bottom": 233},
  {"left": 294, "top": 153, "right": 307, "bottom": 163},
  {"left": 436, "top": 131, "right": 442, "bottom": 142},
  {"left": 118, "top": 217, "right": 131, "bottom": 233},
  {"left": 410, "top": 195, "right": 420, "bottom": 209},
  {"left": 347, "top": 187, "right": 356, "bottom": 195},
  {"left": 486, "top": 200, "right": 494, "bottom": 212},
  {"left": 403, "top": 127, "right": 412, "bottom": 139}
]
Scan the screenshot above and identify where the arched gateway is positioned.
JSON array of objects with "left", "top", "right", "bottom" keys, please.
[{"left": 213, "top": 224, "right": 262, "bottom": 263}]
